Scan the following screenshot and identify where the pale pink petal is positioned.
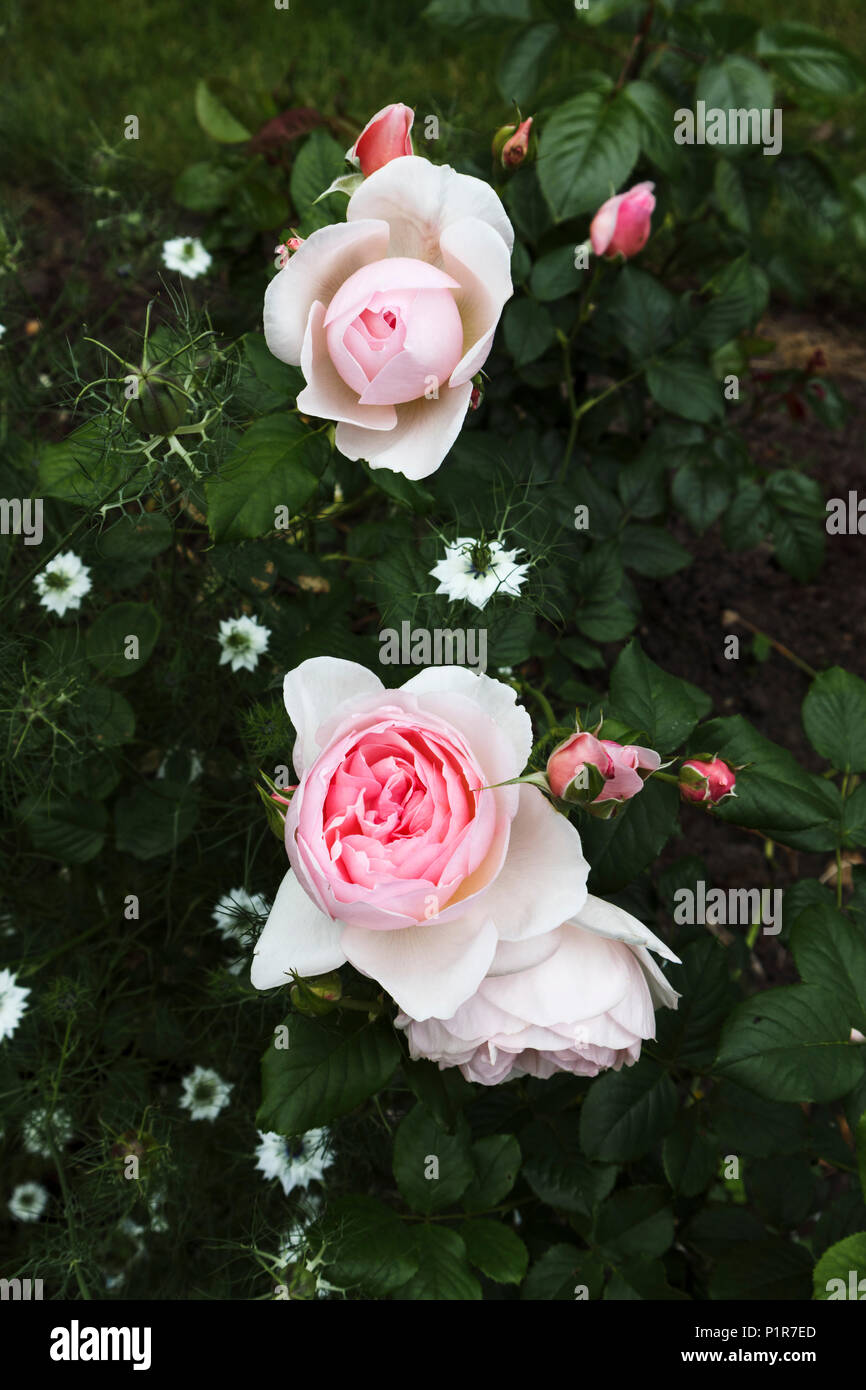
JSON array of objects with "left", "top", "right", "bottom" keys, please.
[
  {"left": 479, "top": 922, "right": 633, "bottom": 1025},
  {"left": 401, "top": 666, "right": 533, "bottom": 783},
  {"left": 283, "top": 657, "right": 384, "bottom": 777},
  {"left": 459, "top": 784, "right": 589, "bottom": 942},
  {"left": 589, "top": 194, "right": 624, "bottom": 257},
  {"left": 297, "top": 301, "right": 398, "bottom": 430},
  {"left": 334, "top": 380, "right": 472, "bottom": 480},
  {"left": 250, "top": 869, "right": 346, "bottom": 988},
  {"left": 570, "top": 893, "right": 680, "bottom": 963},
  {"left": 264, "top": 219, "right": 389, "bottom": 365},
  {"left": 438, "top": 217, "right": 513, "bottom": 386},
  {"left": 341, "top": 914, "right": 499, "bottom": 1020},
  {"left": 347, "top": 156, "right": 514, "bottom": 262}
]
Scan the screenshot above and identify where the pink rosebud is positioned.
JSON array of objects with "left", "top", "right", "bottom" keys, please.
[
  {"left": 273, "top": 237, "right": 304, "bottom": 269},
  {"left": 679, "top": 757, "right": 737, "bottom": 805},
  {"left": 547, "top": 731, "right": 615, "bottom": 800},
  {"left": 590, "top": 181, "right": 656, "bottom": 260},
  {"left": 348, "top": 103, "right": 414, "bottom": 177},
  {"left": 500, "top": 117, "right": 533, "bottom": 169},
  {"left": 547, "top": 732, "right": 660, "bottom": 805}
]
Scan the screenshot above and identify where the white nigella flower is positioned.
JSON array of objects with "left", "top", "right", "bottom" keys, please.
[
  {"left": 212, "top": 887, "right": 270, "bottom": 975},
  {"left": 255, "top": 1128, "right": 334, "bottom": 1197},
  {"left": 162, "top": 236, "right": 212, "bottom": 279},
  {"left": 33, "top": 551, "right": 92, "bottom": 617},
  {"left": 0, "top": 324, "right": 7, "bottom": 342},
  {"left": 179, "top": 1065, "right": 233, "bottom": 1121},
  {"left": 21, "top": 1105, "right": 74, "bottom": 1157},
  {"left": 430, "top": 536, "right": 530, "bottom": 611},
  {"left": 0, "top": 968, "right": 30, "bottom": 1042},
  {"left": 217, "top": 615, "right": 271, "bottom": 673},
  {"left": 9, "top": 1181, "right": 49, "bottom": 1222}
]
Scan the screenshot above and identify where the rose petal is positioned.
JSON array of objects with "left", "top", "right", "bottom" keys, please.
[
  {"left": 250, "top": 869, "right": 346, "bottom": 988},
  {"left": 264, "top": 219, "right": 389, "bottom": 365},
  {"left": 438, "top": 217, "right": 513, "bottom": 386},
  {"left": 298, "top": 301, "right": 398, "bottom": 429},
  {"left": 283, "top": 657, "right": 384, "bottom": 777},
  {"left": 335, "top": 380, "right": 472, "bottom": 480},
  {"left": 347, "top": 155, "right": 514, "bottom": 262},
  {"left": 570, "top": 893, "right": 680, "bottom": 963},
  {"left": 341, "top": 913, "right": 499, "bottom": 1019}
]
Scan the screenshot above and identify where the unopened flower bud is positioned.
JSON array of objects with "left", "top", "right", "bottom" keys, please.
[
  {"left": 679, "top": 757, "right": 737, "bottom": 805},
  {"left": 125, "top": 371, "right": 188, "bottom": 436},
  {"left": 493, "top": 117, "right": 533, "bottom": 169},
  {"left": 290, "top": 971, "right": 343, "bottom": 1016}
]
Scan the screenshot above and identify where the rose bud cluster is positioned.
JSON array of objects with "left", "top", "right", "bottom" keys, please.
[
  {"left": 546, "top": 729, "right": 661, "bottom": 814},
  {"left": 590, "top": 181, "right": 656, "bottom": 261},
  {"left": 678, "top": 756, "right": 737, "bottom": 805}
]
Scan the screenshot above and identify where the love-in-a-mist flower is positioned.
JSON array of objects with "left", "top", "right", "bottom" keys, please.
[
  {"left": 217, "top": 615, "right": 271, "bottom": 673},
  {"left": 21, "top": 1105, "right": 74, "bottom": 1157},
  {"left": 0, "top": 968, "right": 30, "bottom": 1042},
  {"left": 430, "top": 536, "right": 530, "bottom": 611},
  {"left": 162, "top": 236, "right": 212, "bottom": 279},
  {"left": 33, "top": 551, "right": 92, "bottom": 617},
  {"left": 212, "top": 888, "right": 270, "bottom": 944},
  {"left": 179, "top": 1065, "right": 233, "bottom": 1121},
  {"left": 254, "top": 1128, "right": 333, "bottom": 1197},
  {"left": 264, "top": 156, "right": 513, "bottom": 479},
  {"left": 9, "top": 1181, "right": 49, "bottom": 1222}
]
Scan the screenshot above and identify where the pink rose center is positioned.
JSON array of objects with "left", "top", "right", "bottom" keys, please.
[
  {"left": 313, "top": 722, "right": 493, "bottom": 900},
  {"left": 324, "top": 257, "right": 465, "bottom": 407}
]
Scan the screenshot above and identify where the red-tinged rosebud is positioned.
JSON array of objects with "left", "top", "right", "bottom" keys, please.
[
  {"left": 679, "top": 757, "right": 737, "bottom": 805},
  {"left": 495, "top": 117, "right": 533, "bottom": 169},
  {"left": 590, "top": 181, "right": 656, "bottom": 260},
  {"left": 547, "top": 731, "right": 660, "bottom": 806},
  {"left": 347, "top": 103, "right": 414, "bottom": 177}
]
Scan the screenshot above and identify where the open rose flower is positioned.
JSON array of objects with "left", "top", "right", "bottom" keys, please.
[
  {"left": 263, "top": 156, "right": 513, "bottom": 479},
  {"left": 590, "top": 181, "right": 656, "bottom": 260},
  {"left": 251, "top": 659, "right": 588, "bottom": 1021},
  {"left": 347, "top": 103, "right": 414, "bottom": 176},
  {"left": 397, "top": 897, "right": 679, "bottom": 1084}
]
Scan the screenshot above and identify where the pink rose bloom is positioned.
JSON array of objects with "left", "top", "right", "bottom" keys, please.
[
  {"left": 263, "top": 156, "right": 513, "bottom": 479},
  {"left": 590, "top": 181, "right": 656, "bottom": 260},
  {"left": 397, "top": 897, "right": 680, "bottom": 1084},
  {"left": 547, "top": 731, "right": 660, "bottom": 803},
  {"left": 679, "top": 757, "right": 737, "bottom": 805},
  {"left": 251, "top": 659, "right": 589, "bottom": 1021},
  {"left": 347, "top": 103, "right": 414, "bottom": 176}
]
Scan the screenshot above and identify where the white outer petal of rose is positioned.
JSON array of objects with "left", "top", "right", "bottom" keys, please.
[
  {"left": 297, "top": 301, "right": 398, "bottom": 431},
  {"left": 628, "top": 942, "right": 680, "bottom": 1011},
  {"left": 439, "top": 217, "right": 513, "bottom": 386},
  {"left": 341, "top": 914, "right": 499, "bottom": 1021},
  {"left": 263, "top": 219, "right": 390, "bottom": 365},
  {"left": 334, "top": 380, "right": 472, "bottom": 480},
  {"left": 401, "top": 665, "right": 533, "bottom": 782},
  {"left": 455, "top": 784, "right": 588, "bottom": 942},
  {"left": 283, "top": 657, "right": 384, "bottom": 777},
  {"left": 569, "top": 893, "right": 681, "bottom": 964},
  {"left": 250, "top": 870, "right": 346, "bottom": 988},
  {"left": 478, "top": 924, "right": 636, "bottom": 1027},
  {"left": 346, "top": 155, "right": 514, "bottom": 262}
]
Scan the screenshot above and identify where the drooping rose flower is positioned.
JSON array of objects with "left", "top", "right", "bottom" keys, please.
[
  {"left": 547, "top": 731, "right": 660, "bottom": 804},
  {"left": 590, "top": 181, "right": 656, "bottom": 260},
  {"left": 251, "top": 659, "right": 588, "bottom": 1022},
  {"left": 347, "top": 104, "right": 414, "bottom": 176},
  {"left": 396, "top": 895, "right": 679, "bottom": 1084},
  {"left": 679, "top": 757, "right": 737, "bottom": 805},
  {"left": 263, "top": 156, "right": 513, "bottom": 479}
]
